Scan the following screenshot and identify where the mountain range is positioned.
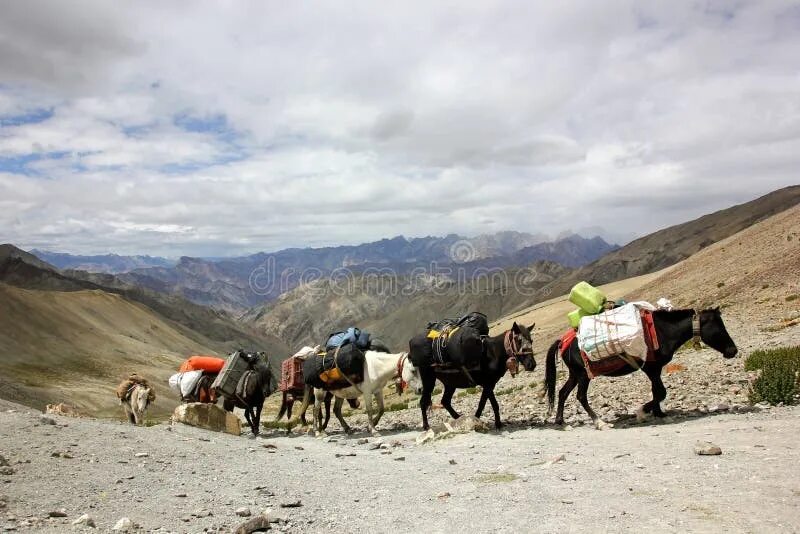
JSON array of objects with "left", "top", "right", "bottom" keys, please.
[
  {"left": 245, "top": 185, "right": 800, "bottom": 349},
  {"left": 32, "top": 232, "right": 615, "bottom": 312}
]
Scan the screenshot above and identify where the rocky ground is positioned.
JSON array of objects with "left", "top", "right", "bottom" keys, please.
[{"left": 2, "top": 397, "right": 800, "bottom": 534}]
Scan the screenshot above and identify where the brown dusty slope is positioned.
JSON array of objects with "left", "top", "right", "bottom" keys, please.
[{"left": 0, "top": 284, "right": 216, "bottom": 418}]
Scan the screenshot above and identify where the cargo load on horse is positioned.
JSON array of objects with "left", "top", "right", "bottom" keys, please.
[
  {"left": 178, "top": 355, "right": 226, "bottom": 374},
  {"left": 280, "top": 346, "right": 317, "bottom": 392},
  {"left": 170, "top": 356, "right": 225, "bottom": 403},
  {"left": 115, "top": 374, "right": 155, "bottom": 403},
  {"left": 325, "top": 327, "right": 391, "bottom": 353},
  {"left": 303, "top": 344, "right": 366, "bottom": 389},
  {"left": 410, "top": 312, "right": 489, "bottom": 369},
  {"left": 567, "top": 281, "right": 607, "bottom": 327}
]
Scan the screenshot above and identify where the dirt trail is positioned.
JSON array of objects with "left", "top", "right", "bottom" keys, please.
[{"left": 1, "top": 398, "right": 799, "bottom": 534}]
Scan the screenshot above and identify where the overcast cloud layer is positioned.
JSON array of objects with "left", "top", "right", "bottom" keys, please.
[{"left": 1, "top": 1, "right": 798, "bottom": 256}]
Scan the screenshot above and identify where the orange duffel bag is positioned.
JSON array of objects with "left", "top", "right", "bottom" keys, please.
[{"left": 179, "top": 355, "right": 225, "bottom": 374}]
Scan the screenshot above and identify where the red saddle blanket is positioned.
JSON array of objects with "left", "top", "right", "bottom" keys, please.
[{"left": 559, "top": 310, "right": 659, "bottom": 378}]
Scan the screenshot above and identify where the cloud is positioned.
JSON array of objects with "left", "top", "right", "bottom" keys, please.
[{"left": 0, "top": 0, "right": 798, "bottom": 256}]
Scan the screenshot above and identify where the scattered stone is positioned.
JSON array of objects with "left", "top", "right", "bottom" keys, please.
[
  {"left": 367, "top": 443, "right": 381, "bottom": 450},
  {"left": 334, "top": 453, "right": 356, "bottom": 458},
  {"left": 39, "top": 416, "right": 57, "bottom": 426},
  {"left": 234, "top": 513, "right": 271, "bottom": 534},
  {"left": 394, "top": 456, "right": 406, "bottom": 462},
  {"left": 357, "top": 438, "right": 369, "bottom": 444},
  {"left": 235, "top": 507, "right": 252, "bottom": 517},
  {"left": 72, "top": 514, "right": 96, "bottom": 527},
  {"left": 174, "top": 493, "right": 188, "bottom": 498},
  {"left": 51, "top": 452, "right": 74, "bottom": 459},
  {"left": 262, "top": 444, "right": 277, "bottom": 450},
  {"left": 694, "top": 442, "right": 723, "bottom": 456},
  {"left": 172, "top": 403, "right": 241, "bottom": 436},
  {"left": 134, "top": 453, "right": 149, "bottom": 458},
  {"left": 48, "top": 509, "right": 67, "bottom": 518},
  {"left": 541, "top": 454, "right": 567, "bottom": 469},
  {"left": 0, "top": 455, "right": 9, "bottom": 467},
  {"left": 0, "top": 467, "right": 14, "bottom": 476},
  {"left": 192, "top": 509, "right": 213, "bottom": 518},
  {"left": 280, "top": 500, "right": 302, "bottom": 508},
  {"left": 45, "top": 404, "right": 85, "bottom": 418},
  {"left": 437, "top": 492, "right": 451, "bottom": 499},
  {"left": 112, "top": 517, "right": 134, "bottom": 531},
  {"left": 449, "top": 459, "right": 457, "bottom": 465}
]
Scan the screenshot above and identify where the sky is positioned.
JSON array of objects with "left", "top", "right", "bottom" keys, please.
[{"left": 1, "top": 1, "right": 798, "bottom": 257}]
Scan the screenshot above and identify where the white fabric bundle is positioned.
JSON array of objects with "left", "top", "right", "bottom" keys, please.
[
  {"left": 168, "top": 370, "right": 204, "bottom": 398},
  {"left": 291, "top": 345, "right": 320, "bottom": 360},
  {"left": 578, "top": 302, "right": 654, "bottom": 362}
]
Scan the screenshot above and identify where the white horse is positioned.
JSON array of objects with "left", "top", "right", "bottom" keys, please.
[
  {"left": 298, "top": 350, "right": 408, "bottom": 437},
  {"left": 121, "top": 384, "right": 153, "bottom": 425}
]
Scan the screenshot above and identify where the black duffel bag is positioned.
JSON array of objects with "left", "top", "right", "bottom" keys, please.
[{"left": 302, "top": 344, "right": 366, "bottom": 390}]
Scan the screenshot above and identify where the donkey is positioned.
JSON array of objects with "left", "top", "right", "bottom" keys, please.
[
  {"left": 403, "top": 322, "right": 536, "bottom": 430},
  {"left": 544, "top": 307, "right": 738, "bottom": 429},
  {"left": 121, "top": 383, "right": 154, "bottom": 426},
  {"left": 294, "top": 351, "right": 408, "bottom": 436},
  {"left": 221, "top": 353, "right": 277, "bottom": 436}
]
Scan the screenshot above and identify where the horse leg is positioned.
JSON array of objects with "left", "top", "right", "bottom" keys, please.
[
  {"left": 363, "top": 391, "right": 378, "bottom": 435},
  {"left": 286, "top": 396, "right": 294, "bottom": 421},
  {"left": 253, "top": 397, "right": 264, "bottom": 436},
  {"left": 487, "top": 388, "right": 502, "bottom": 429},
  {"left": 124, "top": 404, "right": 136, "bottom": 425},
  {"left": 371, "top": 389, "right": 385, "bottom": 430},
  {"left": 313, "top": 390, "right": 325, "bottom": 437},
  {"left": 639, "top": 368, "right": 668, "bottom": 421},
  {"left": 323, "top": 392, "right": 332, "bottom": 430},
  {"left": 333, "top": 397, "right": 352, "bottom": 434},
  {"left": 419, "top": 371, "right": 436, "bottom": 431},
  {"left": 554, "top": 374, "right": 578, "bottom": 425},
  {"left": 475, "top": 389, "right": 488, "bottom": 418},
  {"left": 576, "top": 376, "right": 610, "bottom": 430},
  {"left": 441, "top": 386, "right": 461, "bottom": 420}
]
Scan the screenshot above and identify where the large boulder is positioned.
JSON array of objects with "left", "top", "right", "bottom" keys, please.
[{"left": 172, "top": 403, "right": 241, "bottom": 436}]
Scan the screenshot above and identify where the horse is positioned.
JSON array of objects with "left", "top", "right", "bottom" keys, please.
[
  {"left": 403, "top": 322, "right": 537, "bottom": 430},
  {"left": 275, "top": 386, "right": 359, "bottom": 428},
  {"left": 294, "top": 350, "right": 408, "bottom": 436},
  {"left": 544, "top": 307, "right": 738, "bottom": 429},
  {"left": 120, "top": 383, "right": 154, "bottom": 425},
  {"left": 220, "top": 352, "right": 277, "bottom": 436}
]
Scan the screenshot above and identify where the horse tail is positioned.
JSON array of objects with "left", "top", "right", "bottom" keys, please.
[{"left": 545, "top": 338, "right": 560, "bottom": 414}]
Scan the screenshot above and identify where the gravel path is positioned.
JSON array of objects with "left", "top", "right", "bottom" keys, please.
[{"left": 1, "top": 398, "right": 799, "bottom": 534}]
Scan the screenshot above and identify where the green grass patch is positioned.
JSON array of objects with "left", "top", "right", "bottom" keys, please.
[
  {"left": 261, "top": 420, "right": 292, "bottom": 430},
  {"left": 745, "top": 345, "right": 800, "bottom": 405},
  {"left": 432, "top": 386, "right": 443, "bottom": 395},
  {"left": 385, "top": 401, "right": 409, "bottom": 413}
]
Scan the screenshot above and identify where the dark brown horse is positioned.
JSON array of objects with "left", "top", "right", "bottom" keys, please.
[
  {"left": 544, "top": 308, "right": 737, "bottom": 428},
  {"left": 404, "top": 322, "right": 536, "bottom": 430}
]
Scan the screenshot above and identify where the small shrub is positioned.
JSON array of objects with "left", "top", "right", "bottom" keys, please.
[
  {"left": 385, "top": 401, "right": 409, "bottom": 413},
  {"left": 745, "top": 346, "right": 800, "bottom": 405},
  {"left": 432, "top": 386, "right": 443, "bottom": 395}
]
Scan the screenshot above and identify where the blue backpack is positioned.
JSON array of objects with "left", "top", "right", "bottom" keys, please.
[{"left": 326, "top": 327, "right": 371, "bottom": 351}]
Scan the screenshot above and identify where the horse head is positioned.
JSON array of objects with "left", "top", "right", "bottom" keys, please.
[
  {"left": 505, "top": 322, "right": 537, "bottom": 375},
  {"left": 698, "top": 308, "right": 738, "bottom": 358},
  {"left": 400, "top": 355, "right": 423, "bottom": 395},
  {"left": 134, "top": 386, "right": 152, "bottom": 415}
]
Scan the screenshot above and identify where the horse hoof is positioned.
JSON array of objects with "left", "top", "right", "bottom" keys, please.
[{"left": 594, "top": 420, "right": 613, "bottom": 430}]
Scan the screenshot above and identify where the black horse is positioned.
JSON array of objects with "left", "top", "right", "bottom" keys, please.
[
  {"left": 544, "top": 307, "right": 738, "bottom": 428},
  {"left": 407, "top": 322, "right": 536, "bottom": 430},
  {"left": 222, "top": 352, "right": 277, "bottom": 436}
]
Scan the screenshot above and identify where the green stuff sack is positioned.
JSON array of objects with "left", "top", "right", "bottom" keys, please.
[
  {"left": 569, "top": 281, "right": 606, "bottom": 314},
  {"left": 567, "top": 308, "right": 589, "bottom": 328}
]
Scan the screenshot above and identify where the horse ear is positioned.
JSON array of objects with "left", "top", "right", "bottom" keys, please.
[
  {"left": 528, "top": 323, "right": 536, "bottom": 331},
  {"left": 512, "top": 322, "right": 520, "bottom": 333},
  {"left": 714, "top": 306, "right": 720, "bottom": 312}
]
